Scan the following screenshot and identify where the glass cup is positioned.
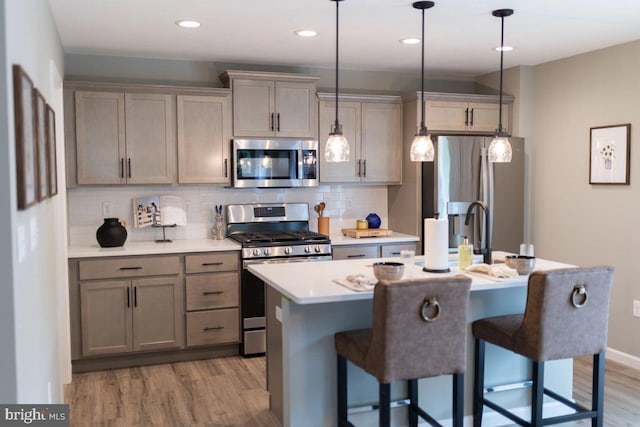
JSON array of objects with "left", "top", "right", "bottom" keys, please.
[
  {"left": 519, "top": 243, "right": 534, "bottom": 257},
  {"left": 400, "top": 249, "right": 416, "bottom": 278}
]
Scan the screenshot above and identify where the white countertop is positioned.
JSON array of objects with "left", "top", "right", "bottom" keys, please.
[
  {"left": 329, "top": 231, "right": 419, "bottom": 246},
  {"left": 248, "top": 251, "right": 575, "bottom": 304},
  {"left": 68, "top": 238, "right": 242, "bottom": 258}
]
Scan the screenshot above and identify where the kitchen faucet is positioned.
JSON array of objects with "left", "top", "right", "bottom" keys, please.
[{"left": 464, "top": 201, "right": 492, "bottom": 264}]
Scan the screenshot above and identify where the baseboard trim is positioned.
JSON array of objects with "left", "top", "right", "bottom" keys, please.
[{"left": 607, "top": 347, "right": 640, "bottom": 370}]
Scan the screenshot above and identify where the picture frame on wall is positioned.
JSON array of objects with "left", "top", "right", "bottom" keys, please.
[
  {"left": 34, "top": 88, "right": 49, "bottom": 201},
  {"left": 46, "top": 104, "right": 58, "bottom": 197},
  {"left": 13, "top": 65, "right": 38, "bottom": 210},
  {"left": 589, "top": 124, "right": 631, "bottom": 185}
]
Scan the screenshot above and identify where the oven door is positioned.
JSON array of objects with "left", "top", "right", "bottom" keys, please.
[{"left": 241, "top": 255, "right": 331, "bottom": 356}]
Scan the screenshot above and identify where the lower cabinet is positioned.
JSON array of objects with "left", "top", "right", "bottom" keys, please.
[
  {"left": 80, "top": 276, "right": 184, "bottom": 357},
  {"left": 332, "top": 242, "right": 417, "bottom": 260}
]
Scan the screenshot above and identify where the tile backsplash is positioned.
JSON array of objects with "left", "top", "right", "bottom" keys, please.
[{"left": 67, "top": 185, "right": 388, "bottom": 246}]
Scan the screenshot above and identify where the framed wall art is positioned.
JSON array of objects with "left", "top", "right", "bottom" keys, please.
[
  {"left": 46, "top": 104, "right": 58, "bottom": 197},
  {"left": 13, "top": 65, "right": 38, "bottom": 210},
  {"left": 34, "top": 88, "right": 49, "bottom": 200},
  {"left": 589, "top": 124, "right": 631, "bottom": 185}
]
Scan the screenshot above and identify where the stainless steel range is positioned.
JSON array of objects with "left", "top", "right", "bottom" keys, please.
[{"left": 226, "top": 203, "right": 332, "bottom": 356}]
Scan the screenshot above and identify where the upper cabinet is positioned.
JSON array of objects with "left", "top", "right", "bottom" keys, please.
[
  {"left": 318, "top": 94, "right": 402, "bottom": 184},
  {"left": 220, "top": 70, "right": 319, "bottom": 139},
  {"left": 422, "top": 92, "right": 513, "bottom": 134}
]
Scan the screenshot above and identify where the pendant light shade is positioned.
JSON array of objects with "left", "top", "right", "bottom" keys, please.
[
  {"left": 325, "top": 0, "right": 350, "bottom": 163},
  {"left": 488, "top": 8, "right": 514, "bottom": 163},
  {"left": 410, "top": 1, "right": 435, "bottom": 162}
]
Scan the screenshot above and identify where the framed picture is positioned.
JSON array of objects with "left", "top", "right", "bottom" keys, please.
[
  {"left": 589, "top": 124, "right": 631, "bottom": 185},
  {"left": 46, "top": 104, "right": 58, "bottom": 197},
  {"left": 13, "top": 65, "right": 37, "bottom": 210},
  {"left": 34, "top": 88, "right": 48, "bottom": 200}
]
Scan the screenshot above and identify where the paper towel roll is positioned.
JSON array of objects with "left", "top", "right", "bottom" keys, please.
[{"left": 424, "top": 218, "right": 450, "bottom": 273}]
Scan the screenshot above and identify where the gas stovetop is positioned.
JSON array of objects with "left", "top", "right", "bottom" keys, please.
[{"left": 229, "top": 231, "right": 329, "bottom": 246}]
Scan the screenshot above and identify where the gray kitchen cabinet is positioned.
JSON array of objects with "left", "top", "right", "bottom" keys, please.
[
  {"left": 333, "top": 242, "right": 418, "bottom": 261},
  {"left": 74, "top": 90, "right": 175, "bottom": 184},
  {"left": 380, "top": 242, "right": 418, "bottom": 257},
  {"left": 319, "top": 94, "right": 402, "bottom": 184},
  {"left": 177, "top": 93, "right": 232, "bottom": 184},
  {"left": 220, "top": 70, "right": 319, "bottom": 138},
  {"left": 79, "top": 276, "right": 183, "bottom": 357}
]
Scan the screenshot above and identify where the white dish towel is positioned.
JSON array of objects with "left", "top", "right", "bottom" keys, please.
[
  {"left": 333, "top": 274, "right": 377, "bottom": 292},
  {"left": 465, "top": 263, "right": 519, "bottom": 279}
]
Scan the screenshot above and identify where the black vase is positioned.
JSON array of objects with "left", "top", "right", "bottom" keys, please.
[{"left": 96, "top": 218, "right": 127, "bottom": 248}]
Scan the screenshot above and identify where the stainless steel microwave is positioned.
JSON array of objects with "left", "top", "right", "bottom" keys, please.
[{"left": 232, "top": 139, "right": 319, "bottom": 188}]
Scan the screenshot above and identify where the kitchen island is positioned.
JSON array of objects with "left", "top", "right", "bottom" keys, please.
[{"left": 249, "top": 252, "right": 576, "bottom": 427}]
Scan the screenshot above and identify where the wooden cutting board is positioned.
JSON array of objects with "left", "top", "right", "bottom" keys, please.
[{"left": 341, "top": 228, "right": 393, "bottom": 238}]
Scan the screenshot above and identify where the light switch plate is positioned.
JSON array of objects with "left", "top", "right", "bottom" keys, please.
[
  {"left": 634, "top": 300, "right": 640, "bottom": 318},
  {"left": 102, "top": 201, "right": 113, "bottom": 217}
]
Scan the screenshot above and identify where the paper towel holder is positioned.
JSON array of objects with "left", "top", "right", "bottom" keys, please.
[{"left": 423, "top": 212, "right": 451, "bottom": 273}]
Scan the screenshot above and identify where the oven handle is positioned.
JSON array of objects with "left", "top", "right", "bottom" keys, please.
[{"left": 243, "top": 256, "right": 332, "bottom": 268}]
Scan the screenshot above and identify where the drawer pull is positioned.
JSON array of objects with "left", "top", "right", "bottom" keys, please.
[
  {"left": 119, "top": 266, "right": 142, "bottom": 270},
  {"left": 203, "top": 326, "right": 224, "bottom": 332},
  {"left": 347, "top": 254, "right": 366, "bottom": 258},
  {"left": 202, "top": 291, "right": 224, "bottom": 296},
  {"left": 202, "top": 262, "right": 223, "bottom": 266}
]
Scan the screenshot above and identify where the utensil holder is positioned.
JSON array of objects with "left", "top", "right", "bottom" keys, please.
[{"left": 318, "top": 217, "right": 330, "bottom": 236}]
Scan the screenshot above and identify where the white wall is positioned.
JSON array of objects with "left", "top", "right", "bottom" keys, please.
[
  {"left": 531, "top": 40, "right": 640, "bottom": 359},
  {"left": 1, "top": 0, "right": 66, "bottom": 403}
]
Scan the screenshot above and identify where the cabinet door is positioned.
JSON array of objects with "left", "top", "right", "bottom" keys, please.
[
  {"left": 425, "top": 100, "right": 468, "bottom": 132},
  {"left": 468, "top": 102, "right": 509, "bottom": 133},
  {"left": 177, "top": 94, "right": 231, "bottom": 184},
  {"left": 75, "top": 91, "right": 126, "bottom": 184},
  {"left": 132, "top": 276, "right": 184, "bottom": 352},
  {"left": 360, "top": 102, "right": 402, "bottom": 183},
  {"left": 124, "top": 93, "right": 176, "bottom": 184},
  {"left": 319, "top": 100, "right": 361, "bottom": 183},
  {"left": 275, "top": 81, "right": 316, "bottom": 138},
  {"left": 232, "top": 79, "right": 275, "bottom": 137},
  {"left": 80, "top": 280, "right": 132, "bottom": 356},
  {"left": 381, "top": 243, "right": 418, "bottom": 257},
  {"left": 332, "top": 245, "right": 379, "bottom": 260}
]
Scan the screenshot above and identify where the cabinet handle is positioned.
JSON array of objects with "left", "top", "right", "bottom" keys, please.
[
  {"left": 119, "top": 266, "right": 142, "bottom": 270},
  {"left": 126, "top": 287, "right": 130, "bottom": 308},
  {"left": 203, "top": 291, "right": 224, "bottom": 296},
  {"left": 224, "top": 158, "right": 228, "bottom": 178},
  {"left": 347, "top": 254, "right": 366, "bottom": 258},
  {"left": 363, "top": 160, "right": 367, "bottom": 178},
  {"left": 127, "top": 158, "right": 132, "bottom": 179},
  {"left": 276, "top": 113, "right": 280, "bottom": 132},
  {"left": 202, "top": 262, "right": 223, "bottom": 266},
  {"left": 270, "top": 113, "right": 274, "bottom": 131},
  {"left": 470, "top": 108, "right": 474, "bottom": 126},
  {"left": 464, "top": 108, "right": 469, "bottom": 126},
  {"left": 134, "top": 286, "right": 138, "bottom": 307},
  {"left": 203, "top": 326, "right": 224, "bottom": 332},
  {"left": 120, "top": 158, "right": 124, "bottom": 179},
  {"left": 390, "top": 252, "right": 401, "bottom": 255},
  {"left": 356, "top": 160, "right": 361, "bottom": 177}
]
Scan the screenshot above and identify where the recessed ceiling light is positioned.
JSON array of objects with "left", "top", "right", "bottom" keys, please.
[
  {"left": 176, "top": 20, "right": 201, "bottom": 29},
  {"left": 495, "top": 46, "right": 514, "bottom": 52},
  {"left": 400, "top": 38, "right": 421, "bottom": 45},
  {"left": 295, "top": 30, "right": 318, "bottom": 37}
]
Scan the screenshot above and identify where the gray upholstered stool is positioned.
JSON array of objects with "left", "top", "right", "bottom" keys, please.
[
  {"left": 472, "top": 266, "right": 614, "bottom": 427},
  {"left": 334, "top": 276, "right": 471, "bottom": 427}
]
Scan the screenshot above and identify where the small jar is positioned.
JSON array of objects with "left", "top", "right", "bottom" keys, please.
[
  {"left": 356, "top": 219, "right": 369, "bottom": 230},
  {"left": 458, "top": 237, "right": 473, "bottom": 270}
]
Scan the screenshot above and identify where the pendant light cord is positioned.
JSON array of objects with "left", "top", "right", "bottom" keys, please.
[
  {"left": 420, "top": 7, "right": 426, "bottom": 131},
  {"left": 334, "top": 0, "right": 340, "bottom": 131},
  {"left": 498, "top": 14, "right": 504, "bottom": 133}
]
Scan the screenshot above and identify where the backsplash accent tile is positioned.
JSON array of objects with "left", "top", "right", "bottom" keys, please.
[{"left": 67, "top": 185, "right": 388, "bottom": 245}]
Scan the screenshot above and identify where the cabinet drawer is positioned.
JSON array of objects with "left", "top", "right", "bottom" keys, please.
[
  {"left": 79, "top": 256, "right": 180, "bottom": 280},
  {"left": 381, "top": 243, "right": 418, "bottom": 258},
  {"left": 185, "top": 252, "right": 239, "bottom": 273},
  {"left": 332, "top": 245, "right": 380, "bottom": 261},
  {"left": 186, "top": 273, "right": 238, "bottom": 311},
  {"left": 186, "top": 308, "right": 239, "bottom": 347}
]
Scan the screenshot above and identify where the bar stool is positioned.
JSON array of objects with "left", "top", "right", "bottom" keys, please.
[
  {"left": 334, "top": 276, "right": 472, "bottom": 427},
  {"left": 472, "top": 266, "right": 614, "bottom": 427}
]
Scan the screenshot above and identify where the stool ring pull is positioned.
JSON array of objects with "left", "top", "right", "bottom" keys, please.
[
  {"left": 420, "top": 297, "right": 441, "bottom": 322},
  {"left": 571, "top": 284, "right": 588, "bottom": 308}
]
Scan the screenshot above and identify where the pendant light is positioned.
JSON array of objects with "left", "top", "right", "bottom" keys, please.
[
  {"left": 325, "top": 0, "right": 350, "bottom": 162},
  {"left": 487, "top": 9, "right": 514, "bottom": 163},
  {"left": 410, "top": 1, "right": 435, "bottom": 162}
]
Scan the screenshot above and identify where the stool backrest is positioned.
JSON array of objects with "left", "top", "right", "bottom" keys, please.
[
  {"left": 365, "top": 276, "right": 471, "bottom": 384},
  {"left": 515, "top": 266, "right": 614, "bottom": 361}
]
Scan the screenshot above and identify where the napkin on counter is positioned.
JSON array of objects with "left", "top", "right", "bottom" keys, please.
[
  {"left": 465, "top": 263, "right": 518, "bottom": 279},
  {"left": 333, "top": 274, "right": 377, "bottom": 292}
]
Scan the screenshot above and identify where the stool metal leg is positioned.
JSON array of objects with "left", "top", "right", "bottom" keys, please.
[
  {"left": 380, "top": 383, "right": 391, "bottom": 427},
  {"left": 453, "top": 373, "right": 464, "bottom": 427},
  {"left": 408, "top": 379, "right": 418, "bottom": 427},
  {"left": 531, "top": 361, "right": 545, "bottom": 426},
  {"left": 592, "top": 353, "right": 605, "bottom": 427},
  {"left": 473, "top": 339, "right": 485, "bottom": 427},
  {"left": 337, "top": 354, "right": 348, "bottom": 427}
]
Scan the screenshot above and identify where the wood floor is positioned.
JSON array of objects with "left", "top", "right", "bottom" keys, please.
[{"left": 65, "top": 355, "right": 640, "bottom": 426}]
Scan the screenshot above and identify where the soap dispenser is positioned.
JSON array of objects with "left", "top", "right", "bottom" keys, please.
[{"left": 458, "top": 236, "right": 473, "bottom": 270}]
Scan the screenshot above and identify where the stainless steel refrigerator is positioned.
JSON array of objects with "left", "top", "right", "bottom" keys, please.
[{"left": 421, "top": 135, "right": 524, "bottom": 254}]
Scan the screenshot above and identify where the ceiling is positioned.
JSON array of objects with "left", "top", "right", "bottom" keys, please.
[{"left": 48, "top": 0, "right": 640, "bottom": 78}]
